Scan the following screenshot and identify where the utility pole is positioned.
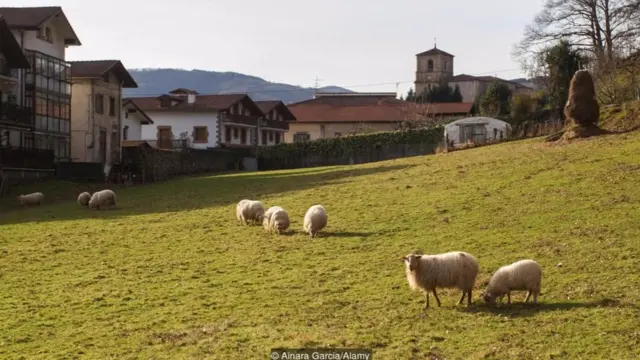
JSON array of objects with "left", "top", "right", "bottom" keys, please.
[{"left": 313, "top": 75, "right": 323, "bottom": 98}]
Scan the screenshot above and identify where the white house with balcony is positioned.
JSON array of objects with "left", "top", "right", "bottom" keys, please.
[
  {"left": 127, "top": 88, "right": 291, "bottom": 150},
  {"left": 0, "top": 6, "right": 81, "bottom": 161}
]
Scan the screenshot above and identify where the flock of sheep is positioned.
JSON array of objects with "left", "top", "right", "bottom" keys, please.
[
  {"left": 235, "top": 199, "right": 328, "bottom": 238},
  {"left": 17, "top": 189, "right": 117, "bottom": 210},
  {"left": 18, "top": 190, "right": 541, "bottom": 310},
  {"left": 402, "top": 251, "right": 542, "bottom": 309}
]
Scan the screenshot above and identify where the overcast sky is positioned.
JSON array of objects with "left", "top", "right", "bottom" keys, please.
[{"left": 12, "top": 0, "right": 544, "bottom": 96}]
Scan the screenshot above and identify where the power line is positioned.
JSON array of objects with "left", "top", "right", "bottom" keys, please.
[{"left": 124, "top": 67, "right": 522, "bottom": 97}]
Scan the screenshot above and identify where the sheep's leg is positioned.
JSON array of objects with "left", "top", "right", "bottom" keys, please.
[
  {"left": 524, "top": 291, "right": 531, "bottom": 303},
  {"left": 424, "top": 292, "right": 430, "bottom": 309},
  {"left": 432, "top": 289, "right": 441, "bottom": 307},
  {"left": 457, "top": 292, "right": 466, "bottom": 305},
  {"left": 467, "top": 290, "right": 472, "bottom": 306},
  {"left": 507, "top": 292, "right": 511, "bottom": 304},
  {"left": 532, "top": 292, "right": 538, "bottom": 305}
]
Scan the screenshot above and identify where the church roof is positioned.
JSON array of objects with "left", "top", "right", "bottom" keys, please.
[{"left": 416, "top": 47, "right": 454, "bottom": 57}]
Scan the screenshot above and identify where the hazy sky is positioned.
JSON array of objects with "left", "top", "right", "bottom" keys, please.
[{"left": 12, "top": 0, "right": 543, "bottom": 96}]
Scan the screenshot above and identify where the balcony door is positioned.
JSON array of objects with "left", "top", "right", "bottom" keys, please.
[{"left": 157, "top": 127, "right": 172, "bottom": 149}]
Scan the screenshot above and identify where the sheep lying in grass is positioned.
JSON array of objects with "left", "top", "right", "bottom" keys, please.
[
  {"left": 265, "top": 206, "right": 290, "bottom": 234},
  {"left": 402, "top": 251, "right": 479, "bottom": 309},
  {"left": 77, "top": 192, "right": 91, "bottom": 206},
  {"left": 17, "top": 192, "right": 44, "bottom": 206},
  {"left": 303, "top": 204, "right": 327, "bottom": 238},
  {"left": 88, "top": 189, "right": 117, "bottom": 210},
  {"left": 236, "top": 199, "right": 265, "bottom": 225},
  {"left": 483, "top": 259, "right": 542, "bottom": 306}
]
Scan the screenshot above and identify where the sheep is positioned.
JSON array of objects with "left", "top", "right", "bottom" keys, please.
[
  {"left": 77, "top": 192, "right": 91, "bottom": 206},
  {"left": 17, "top": 192, "right": 44, "bottom": 206},
  {"left": 483, "top": 259, "right": 542, "bottom": 306},
  {"left": 303, "top": 205, "right": 327, "bottom": 238},
  {"left": 267, "top": 207, "right": 290, "bottom": 234},
  {"left": 401, "top": 251, "right": 479, "bottom": 309},
  {"left": 237, "top": 200, "right": 265, "bottom": 225},
  {"left": 262, "top": 206, "right": 284, "bottom": 230},
  {"left": 88, "top": 189, "right": 117, "bottom": 210}
]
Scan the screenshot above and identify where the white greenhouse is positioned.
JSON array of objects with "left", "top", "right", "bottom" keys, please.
[{"left": 444, "top": 117, "right": 512, "bottom": 146}]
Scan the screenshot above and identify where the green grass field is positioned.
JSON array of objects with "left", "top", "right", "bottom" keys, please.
[{"left": 1, "top": 132, "right": 639, "bottom": 359}]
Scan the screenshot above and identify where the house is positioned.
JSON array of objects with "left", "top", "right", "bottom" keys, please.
[
  {"left": 254, "top": 100, "right": 296, "bottom": 146},
  {"left": 0, "top": 6, "right": 81, "bottom": 161},
  {"left": 121, "top": 99, "right": 153, "bottom": 142},
  {"left": 444, "top": 117, "right": 512, "bottom": 147},
  {"left": 0, "top": 15, "right": 32, "bottom": 148},
  {"left": 128, "top": 88, "right": 290, "bottom": 150},
  {"left": 414, "top": 45, "right": 535, "bottom": 103},
  {"left": 285, "top": 92, "right": 473, "bottom": 143},
  {"left": 69, "top": 60, "right": 138, "bottom": 164}
]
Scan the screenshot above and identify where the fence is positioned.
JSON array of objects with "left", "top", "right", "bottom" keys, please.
[{"left": 257, "top": 127, "right": 444, "bottom": 170}]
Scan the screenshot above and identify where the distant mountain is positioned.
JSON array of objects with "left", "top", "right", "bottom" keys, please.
[
  {"left": 509, "top": 77, "right": 546, "bottom": 91},
  {"left": 123, "top": 68, "right": 353, "bottom": 104}
]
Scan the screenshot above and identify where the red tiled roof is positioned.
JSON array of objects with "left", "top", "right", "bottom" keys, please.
[
  {"left": 288, "top": 97, "right": 473, "bottom": 123},
  {"left": 126, "top": 94, "right": 264, "bottom": 116},
  {"left": 416, "top": 47, "right": 455, "bottom": 57},
  {"left": 70, "top": 60, "right": 138, "bottom": 88},
  {"left": 0, "top": 6, "right": 81, "bottom": 45}
]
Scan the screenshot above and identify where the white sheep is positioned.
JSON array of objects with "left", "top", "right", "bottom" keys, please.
[
  {"left": 237, "top": 200, "right": 264, "bottom": 225},
  {"left": 303, "top": 204, "right": 327, "bottom": 238},
  {"left": 17, "top": 192, "right": 44, "bottom": 206},
  {"left": 88, "top": 189, "right": 117, "bottom": 210},
  {"left": 402, "top": 251, "right": 479, "bottom": 309},
  {"left": 77, "top": 192, "right": 91, "bottom": 206},
  {"left": 267, "top": 207, "right": 290, "bottom": 234},
  {"left": 262, "top": 206, "right": 283, "bottom": 230},
  {"left": 483, "top": 259, "right": 542, "bottom": 306}
]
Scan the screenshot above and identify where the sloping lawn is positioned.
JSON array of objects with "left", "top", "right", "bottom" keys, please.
[{"left": 0, "top": 132, "right": 639, "bottom": 359}]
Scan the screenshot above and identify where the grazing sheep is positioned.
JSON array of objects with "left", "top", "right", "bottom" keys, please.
[
  {"left": 263, "top": 206, "right": 284, "bottom": 230},
  {"left": 17, "top": 192, "right": 44, "bottom": 206},
  {"left": 77, "top": 192, "right": 91, "bottom": 206},
  {"left": 236, "top": 199, "right": 251, "bottom": 223},
  {"left": 267, "top": 207, "right": 290, "bottom": 234},
  {"left": 303, "top": 205, "right": 327, "bottom": 238},
  {"left": 88, "top": 189, "right": 117, "bottom": 210},
  {"left": 483, "top": 259, "right": 542, "bottom": 306},
  {"left": 401, "top": 251, "right": 479, "bottom": 309},
  {"left": 237, "top": 200, "right": 264, "bottom": 225}
]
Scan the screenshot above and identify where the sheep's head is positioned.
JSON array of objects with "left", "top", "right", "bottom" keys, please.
[
  {"left": 401, "top": 254, "right": 422, "bottom": 271},
  {"left": 483, "top": 292, "right": 497, "bottom": 305}
]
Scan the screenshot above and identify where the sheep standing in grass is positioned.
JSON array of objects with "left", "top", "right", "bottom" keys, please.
[
  {"left": 237, "top": 200, "right": 265, "bottom": 225},
  {"left": 267, "top": 207, "right": 290, "bottom": 234},
  {"left": 88, "top": 189, "right": 117, "bottom": 210},
  {"left": 483, "top": 259, "right": 542, "bottom": 306},
  {"left": 401, "top": 251, "right": 479, "bottom": 309},
  {"left": 263, "top": 206, "right": 283, "bottom": 230},
  {"left": 303, "top": 205, "right": 327, "bottom": 238},
  {"left": 77, "top": 192, "right": 91, "bottom": 206},
  {"left": 17, "top": 192, "right": 44, "bottom": 206}
]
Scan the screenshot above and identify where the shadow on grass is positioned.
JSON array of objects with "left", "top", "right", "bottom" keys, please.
[
  {"left": 0, "top": 164, "right": 414, "bottom": 225},
  {"left": 460, "top": 298, "right": 637, "bottom": 318}
]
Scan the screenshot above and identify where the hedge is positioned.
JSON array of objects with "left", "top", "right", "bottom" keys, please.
[{"left": 257, "top": 126, "right": 444, "bottom": 169}]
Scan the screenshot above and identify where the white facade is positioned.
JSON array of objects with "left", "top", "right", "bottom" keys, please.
[
  {"left": 444, "top": 117, "right": 512, "bottom": 146},
  {"left": 122, "top": 103, "right": 148, "bottom": 141},
  {"left": 141, "top": 112, "right": 220, "bottom": 149}
]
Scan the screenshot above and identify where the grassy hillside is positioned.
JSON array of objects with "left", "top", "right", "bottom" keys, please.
[
  {"left": 600, "top": 100, "right": 640, "bottom": 132},
  {"left": 1, "top": 133, "right": 639, "bottom": 359}
]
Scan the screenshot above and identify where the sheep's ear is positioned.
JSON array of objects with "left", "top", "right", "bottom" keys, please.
[{"left": 400, "top": 256, "right": 407, "bottom": 262}]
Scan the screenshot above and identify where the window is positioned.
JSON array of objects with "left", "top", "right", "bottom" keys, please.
[
  {"left": 293, "top": 132, "right": 310, "bottom": 142},
  {"left": 268, "top": 132, "right": 273, "bottom": 142},
  {"left": 95, "top": 94, "right": 104, "bottom": 114},
  {"left": 123, "top": 126, "right": 129, "bottom": 141},
  {"left": 443, "top": 60, "right": 447, "bottom": 71},
  {"left": 427, "top": 59, "right": 434, "bottom": 72},
  {"left": 45, "top": 27, "right": 52, "bottom": 42},
  {"left": 240, "top": 128, "right": 247, "bottom": 144},
  {"left": 109, "top": 97, "right": 116, "bottom": 116},
  {"left": 233, "top": 128, "right": 239, "bottom": 139},
  {"left": 225, "top": 127, "right": 231, "bottom": 142},
  {"left": 274, "top": 132, "right": 281, "bottom": 144},
  {"left": 193, "top": 126, "right": 208, "bottom": 143},
  {"left": 262, "top": 130, "right": 267, "bottom": 145}
]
